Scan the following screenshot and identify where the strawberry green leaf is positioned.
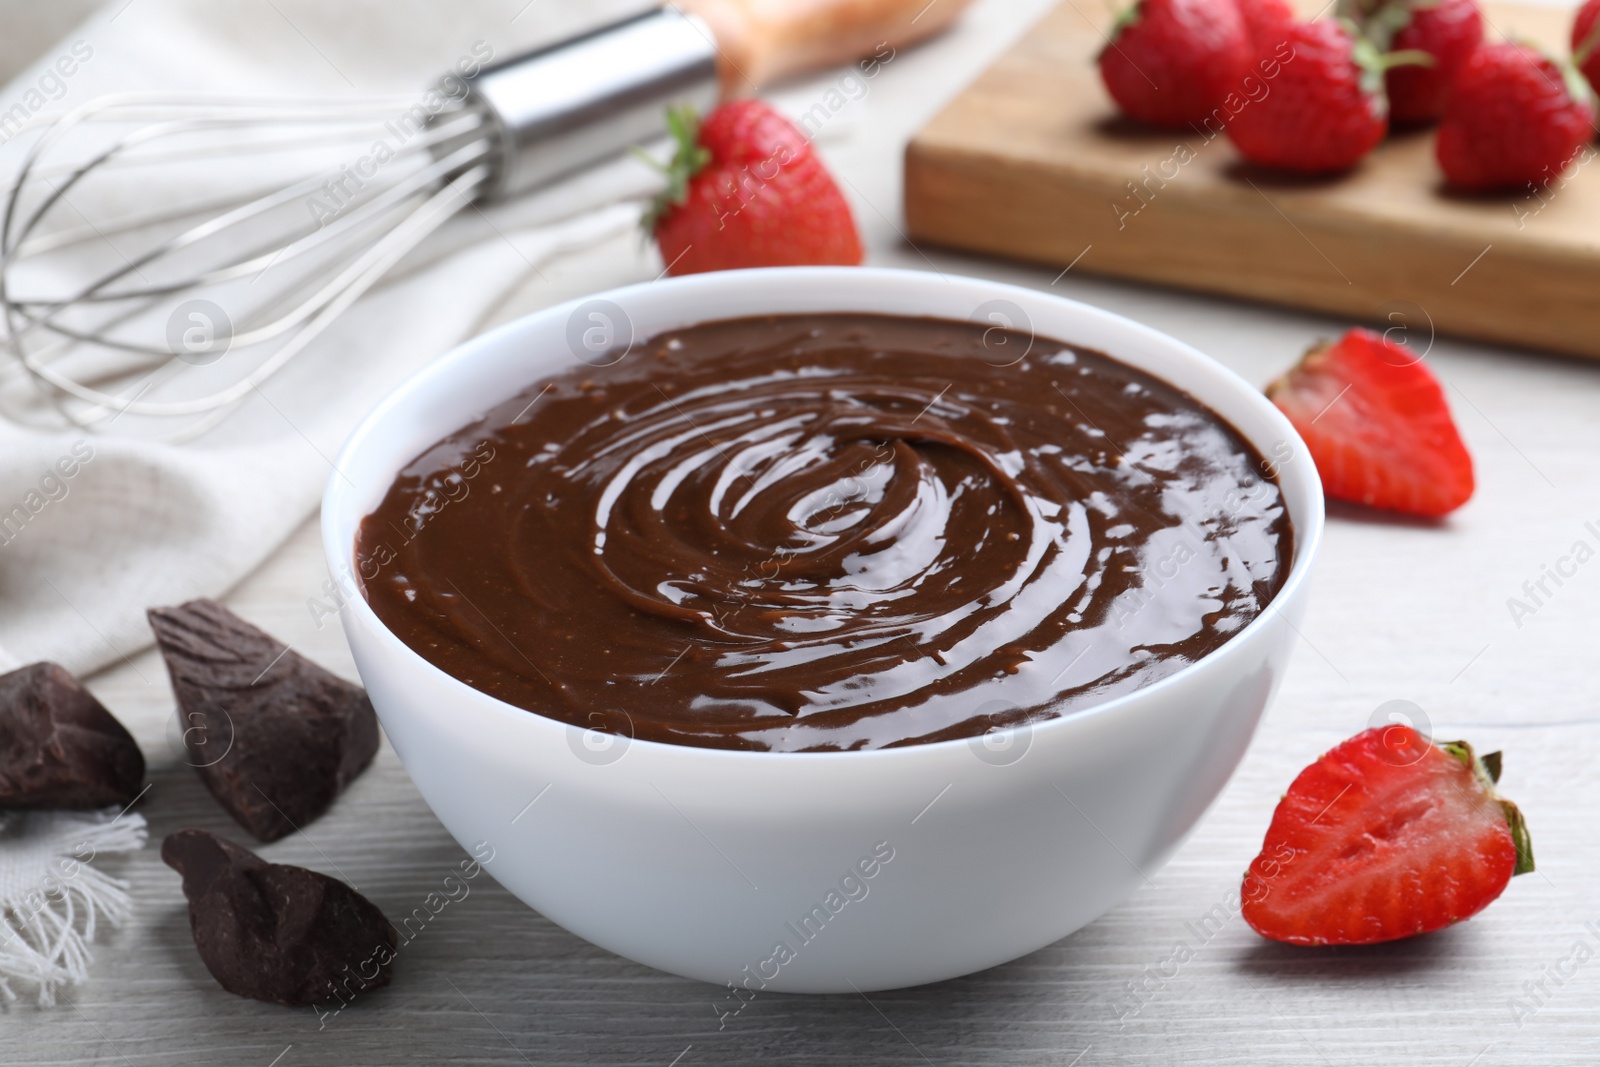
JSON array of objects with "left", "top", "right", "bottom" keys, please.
[
  {"left": 1441, "top": 738, "right": 1475, "bottom": 770},
  {"left": 639, "top": 103, "right": 712, "bottom": 235},
  {"left": 1501, "top": 799, "right": 1535, "bottom": 876},
  {"left": 1443, "top": 738, "right": 1503, "bottom": 793}
]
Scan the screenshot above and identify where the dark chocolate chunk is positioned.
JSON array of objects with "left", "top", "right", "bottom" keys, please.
[
  {"left": 162, "top": 828, "right": 396, "bottom": 1007},
  {"left": 148, "top": 600, "right": 379, "bottom": 842},
  {"left": 0, "top": 662, "right": 144, "bottom": 809}
]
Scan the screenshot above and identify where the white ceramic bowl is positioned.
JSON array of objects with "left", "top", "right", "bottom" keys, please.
[{"left": 323, "top": 267, "right": 1322, "bottom": 994}]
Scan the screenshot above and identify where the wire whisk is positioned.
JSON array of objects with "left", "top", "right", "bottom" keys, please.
[
  {"left": 0, "top": 92, "right": 495, "bottom": 440},
  {"left": 0, "top": 6, "right": 719, "bottom": 441}
]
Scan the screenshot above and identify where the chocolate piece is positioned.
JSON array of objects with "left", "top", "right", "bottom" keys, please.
[
  {"left": 162, "top": 828, "right": 396, "bottom": 1007},
  {"left": 357, "top": 313, "right": 1294, "bottom": 751},
  {"left": 148, "top": 600, "right": 379, "bottom": 842},
  {"left": 0, "top": 662, "right": 144, "bottom": 809}
]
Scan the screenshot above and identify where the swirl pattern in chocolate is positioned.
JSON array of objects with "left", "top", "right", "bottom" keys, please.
[{"left": 357, "top": 313, "right": 1292, "bottom": 751}]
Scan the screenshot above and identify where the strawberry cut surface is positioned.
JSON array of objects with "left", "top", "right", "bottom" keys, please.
[
  {"left": 1243, "top": 726, "right": 1532, "bottom": 946},
  {"left": 1267, "top": 328, "right": 1474, "bottom": 517}
]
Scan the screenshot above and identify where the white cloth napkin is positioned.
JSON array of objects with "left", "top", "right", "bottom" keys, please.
[
  {"left": 0, "top": 808, "right": 147, "bottom": 1005},
  {"left": 0, "top": 0, "right": 667, "bottom": 676}
]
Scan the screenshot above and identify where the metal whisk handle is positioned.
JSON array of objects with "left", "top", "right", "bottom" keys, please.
[{"left": 458, "top": 7, "right": 719, "bottom": 201}]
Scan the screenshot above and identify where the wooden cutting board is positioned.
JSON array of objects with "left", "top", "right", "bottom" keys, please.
[{"left": 904, "top": 1, "right": 1600, "bottom": 360}]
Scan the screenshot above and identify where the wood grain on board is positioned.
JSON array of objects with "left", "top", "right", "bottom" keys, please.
[{"left": 904, "top": 1, "right": 1600, "bottom": 359}]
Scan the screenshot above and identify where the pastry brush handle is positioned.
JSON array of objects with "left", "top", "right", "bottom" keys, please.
[{"left": 678, "top": 0, "right": 975, "bottom": 92}]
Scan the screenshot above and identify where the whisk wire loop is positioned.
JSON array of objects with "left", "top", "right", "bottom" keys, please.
[{"left": 0, "top": 93, "right": 495, "bottom": 440}]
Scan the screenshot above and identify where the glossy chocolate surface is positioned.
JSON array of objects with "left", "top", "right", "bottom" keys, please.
[{"left": 357, "top": 314, "right": 1292, "bottom": 751}]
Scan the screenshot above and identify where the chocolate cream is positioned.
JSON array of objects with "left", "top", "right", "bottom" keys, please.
[{"left": 357, "top": 313, "right": 1293, "bottom": 751}]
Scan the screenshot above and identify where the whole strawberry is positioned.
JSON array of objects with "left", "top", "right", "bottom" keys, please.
[
  {"left": 648, "top": 101, "right": 863, "bottom": 276},
  {"left": 1267, "top": 328, "right": 1474, "bottom": 517},
  {"left": 1436, "top": 41, "right": 1595, "bottom": 191},
  {"left": 1099, "top": 0, "right": 1253, "bottom": 128},
  {"left": 1243, "top": 726, "right": 1532, "bottom": 946},
  {"left": 1226, "top": 20, "right": 1388, "bottom": 173},
  {"left": 1571, "top": 0, "right": 1600, "bottom": 100},
  {"left": 1345, "top": 0, "right": 1483, "bottom": 124}
]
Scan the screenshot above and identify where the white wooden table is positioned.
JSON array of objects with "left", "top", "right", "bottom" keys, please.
[{"left": 8, "top": 0, "right": 1600, "bottom": 1063}]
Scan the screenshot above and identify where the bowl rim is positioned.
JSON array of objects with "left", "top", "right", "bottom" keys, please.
[{"left": 323, "top": 266, "right": 1324, "bottom": 764}]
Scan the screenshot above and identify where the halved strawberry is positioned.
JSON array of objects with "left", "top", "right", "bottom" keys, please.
[
  {"left": 1242, "top": 726, "right": 1533, "bottom": 946},
  {"left": 1266, "top": 328, "right": 1474, "bottom": 517}
]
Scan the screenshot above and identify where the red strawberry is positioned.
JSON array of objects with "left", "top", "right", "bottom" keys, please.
[
  {"left": 1343, "top": 0, "right": 1483, "bottom": 124},
  {"left": 1225, "top": 20, "right": 1389, "bottom": 173},
  {"left": 1436, "top": 42, "right": 1595, "bottom": 191},
  {"left": 1243, "top": 726, "right": 1533, "bottom": 946},
  {"left": 1238, "top": 0, "right": 1296, "bottom": 53},
  {"left": 648, "top": 101, "right": 863, "bottom": 276},
  {"left": 1266, "top": 328, "right": 1473, "bottom": 517},
  {"left": 1099, "top": 0, "right": 1253, "bottom": 128},
  {"left": 1576, "top": 0, "right": 1600, "bottom": 97}
]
